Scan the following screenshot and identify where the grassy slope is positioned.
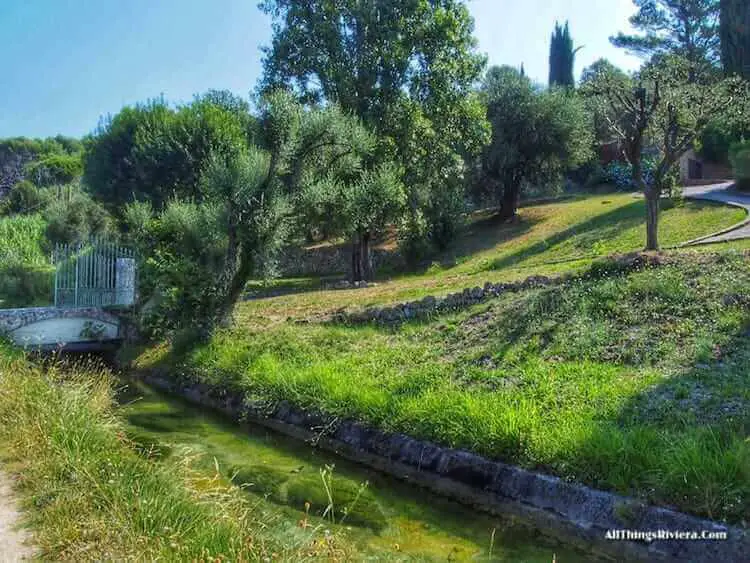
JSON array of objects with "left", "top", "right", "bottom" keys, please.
[
  {"left": 141, "top": 253, "right": 750, "bottom": 524},
  {"left": 240, "top": 194, "right": 745, "bottom": 324},
  {"left": 0, "top": 344, "right": 354, "bottom": 561},
  {"left": 133, "top": 194, "right": 750, "bottom": 525}
]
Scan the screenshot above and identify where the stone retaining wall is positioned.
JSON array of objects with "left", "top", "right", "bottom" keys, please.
[
  {"left": 137, "top": 372, "right": 749, "bottom": 563},
  {"left": 332, "top": 252, "right": 668, "bottom": 325},
  {"left": 277, "top": 245, "right": 404, "bottom": 277}
]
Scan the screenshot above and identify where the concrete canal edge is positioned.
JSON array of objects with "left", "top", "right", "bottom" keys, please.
[{"left": 138, "top": 373, "right": 749, "bottom": 562}]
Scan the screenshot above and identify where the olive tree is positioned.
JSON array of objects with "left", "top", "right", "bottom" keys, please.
[
  {"left": 479, "top": 66, "right": 593, "bottom": 218},
  {"left": 584, "top": 56, "right": 748, "bottom": 249},
  {"left": 260, "top": 0, "right": 489, "bottom": 252},
  {"left": 125, "top": 91, "right": 378, "bottom": 332}
]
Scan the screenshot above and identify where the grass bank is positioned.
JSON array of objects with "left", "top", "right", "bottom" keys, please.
[
  {"left": 135, "top": 251, "right": 750, "bottom": 525},
  {"left": 240, "top": 194, "right": 746, "bottom": 324},
  {"left": 0, "top": 343, "right": 353, "bottom": 561}
]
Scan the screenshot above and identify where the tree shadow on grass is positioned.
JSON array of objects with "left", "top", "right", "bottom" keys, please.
[
  {"left": 398, "top": 210, "right": 540, "bottom": 277},
  {"left": 489, "top": 199, "right": 650, "bottom": 272},
  {"left": 573, "top": 324, "right": 750, "bottom": 524}
]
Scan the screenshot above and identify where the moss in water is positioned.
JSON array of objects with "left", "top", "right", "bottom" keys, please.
[
  {"left": 117, "top": 379, "right": 607, "bottom": 562},
  {"left": 126, "top": 429, "right": 173, "bottom": 459},
  {"left": 284, "top": 473, "right": 388, "bottom": 531},
  {"left": 229, "top": 464, "right": 290, "bottom": 493}
]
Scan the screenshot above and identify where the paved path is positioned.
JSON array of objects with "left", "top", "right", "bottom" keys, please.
[
  {"left": 682, "top": 182, "right": 750, "bottom": 244},
  {"left": 0, "top": 474, "right": 33, "bottom": 562}
]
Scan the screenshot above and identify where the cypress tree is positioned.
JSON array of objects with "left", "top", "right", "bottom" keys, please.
[
  {"left": 549, "top": 21, "right": 579, "bottom": 88},
  {"left": 720, "top": 0, "right": 750, "bottom": 79}
]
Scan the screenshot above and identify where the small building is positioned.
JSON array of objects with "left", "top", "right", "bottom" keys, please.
[{"left": 679, "top": 149, "right": 733, "bottom": 185}]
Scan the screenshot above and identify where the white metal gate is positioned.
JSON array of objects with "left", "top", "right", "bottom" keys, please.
[{"left": 53, "top": 239, "right": 136, "bottom": 307}]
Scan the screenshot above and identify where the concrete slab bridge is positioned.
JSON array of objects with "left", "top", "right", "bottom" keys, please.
[{"left": 0, "top": 240, "right": 136, "bottom": 351}]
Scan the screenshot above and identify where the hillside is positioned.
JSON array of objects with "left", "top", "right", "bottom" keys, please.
[{"left": 133, "top": 193, "right": 750, "bottom": 525}]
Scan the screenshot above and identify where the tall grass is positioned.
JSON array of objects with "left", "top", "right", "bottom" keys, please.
[
  {"left": 0, "top": 214, "right": 49, "bottom": 266},
  {"left": 0, "top": 215, "right": 53, "bottom": 307},
  {"left": 0, "top": 343, "right": 346, "bottom": 561}
]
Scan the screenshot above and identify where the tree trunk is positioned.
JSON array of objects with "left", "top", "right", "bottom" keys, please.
[
  {"left": 361, "top": 232, "right": 373, "bottom": 281},
  {"left": 351, "top": 236, "right": 361, "bottom": 282},
  {"left": 350, "top": 232, "right": 373, "bottom": 282},
  {"left": 215, "top": 245, "right": 254, "bottom": 329},
  {"left": 498, "top": 183, "right": 520, "bottom": 219},
  {"left": 645, "top": 191, "right": 660, "bottom": 251}
]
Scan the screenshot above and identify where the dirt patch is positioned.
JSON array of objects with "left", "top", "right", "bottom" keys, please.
[{"left": 0, "top": 472, "right": 34, "bottom": 561}]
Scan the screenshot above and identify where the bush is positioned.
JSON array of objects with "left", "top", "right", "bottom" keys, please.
[
  {"left": 1, "top": 180, "right": 51, "bottom": 215},
  {"left": 398, "top": 209, "right": 432, "bottom": 265},
  {"left": 127, "top": 200, "right": 227, "bottom": 338},
  {"left": 0, "top": 263, "right": 53, "bottom": 307},
  {"left": 43, "top": 189, "right": 114, "bottom": 246},
  {"left": 24, "top": 153, "right": 83, "bottom": 187},
  {"left": 729, "top": 141, "right": 750, "bottom": 191},
  {"left": 603, "top": 158, "right": 678, "bottom": 195}
]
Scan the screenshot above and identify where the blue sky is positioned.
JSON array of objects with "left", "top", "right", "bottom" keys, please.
[{"left": 0, "top": 0, "right": 641, "bottom": 138}]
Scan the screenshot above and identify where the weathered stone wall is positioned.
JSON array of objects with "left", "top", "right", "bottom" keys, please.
[
  {"left": 329, "top": 252, "right": 670, "bottom": 325},
  {"left": 277, "top": 245, "right": 404, "bottom": 277}
]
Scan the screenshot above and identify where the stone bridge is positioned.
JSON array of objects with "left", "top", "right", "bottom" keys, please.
[{"left": 0, "top": 306, "right": 129, "bottom": 351}]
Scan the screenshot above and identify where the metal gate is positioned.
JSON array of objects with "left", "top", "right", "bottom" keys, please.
[{"left": 53, "top": 239, "right": 136, "bottom": 307}]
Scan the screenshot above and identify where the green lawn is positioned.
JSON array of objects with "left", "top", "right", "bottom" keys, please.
[{"left": 239, "top": 194, "right": 746, "bottom": 324}]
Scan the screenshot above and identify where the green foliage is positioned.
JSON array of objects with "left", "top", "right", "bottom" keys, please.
[
  {"left": 611, "top": 0, "right": 721, "bottom": 74},
  {"left": 130, "top": 200, "right": 227, "bottom": 337},
  {"left": 1, "top": 180, "right": 50, "bottom": 215},
  {"left": 697, "top": 119, "right": 750, "bottom": 163},
  {"left": 260, "top": 0, "right": 489, "bottom": 251},
  {"left": 295, "top": 107, "right": 406, "bottom": 280},
  {"left": 479, "top": 66, "right": 593, "bottom": 216},
  {"left": 548, "top": 21, "right": 579, "bottom": 88},
  {"left": 0, "top": 215, "right": 53, "bottom": 307},
  {"left": 43, "top": 189, "right": 114, "bottom": 246},
  {"left": 0, "top": 135, "right": 82, "bottom": 194},
  {"left": 579, "top": 58, "right": 632, "bottom": 144},
  {"left": 24, "top": 153, "right": 83, "bottom": 187},
  {"left": 720, "top": 0, "right": 750, "bottom": 79},
  {"left": 729, "top": 140, "right": 750, "bottom": 189},
  {"left": 83, "top": 95, "right": 250, "bottom": 210}
]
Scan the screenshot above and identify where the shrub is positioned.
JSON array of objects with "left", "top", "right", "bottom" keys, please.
[
  {"left": 43, "top": 189, "right": 114, "bottom": 246},
  {"left": 24, "top": 153, "right": 83, "bottom": 187},
  {"left": 729, "top": 141, "right": 750, "bottom": 191},
  {"left": 127, "top": 200, "right": 227, "bottom": 338},
  {"left": 603, "top": 157, "right": 678, "bottom": 195},
  {"left": 0, "top": 263, "right": 53, "bottom": 307},
  {"left": 0, "top": 180, "right": 52, "bottom": 216}
]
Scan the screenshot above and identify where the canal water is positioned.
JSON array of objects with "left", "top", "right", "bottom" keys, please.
[{"left": 117, "top": 378, "right": 606, "bottom": 562}]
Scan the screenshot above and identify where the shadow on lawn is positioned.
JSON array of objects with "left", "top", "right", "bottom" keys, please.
[
  {"left": 400, "top": 210, "right": 539, "bottom": 277},
  {"left": 489, "top": 199, "right": 651, "bottom": 272},
  {"left": 576, "top": 326, "right": 750, "bottom": 523}
]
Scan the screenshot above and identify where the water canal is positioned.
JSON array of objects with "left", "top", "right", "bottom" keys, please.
[{"left": 117, "top": 378, "right": 606, "bottom": 562}]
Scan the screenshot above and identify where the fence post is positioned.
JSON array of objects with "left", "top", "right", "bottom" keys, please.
[
  {"left": 53, "top": 245, "right": 58, "bottom": 307},
  {"left": 74, "top": 243, "right": 79, "bottom": 307}
]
